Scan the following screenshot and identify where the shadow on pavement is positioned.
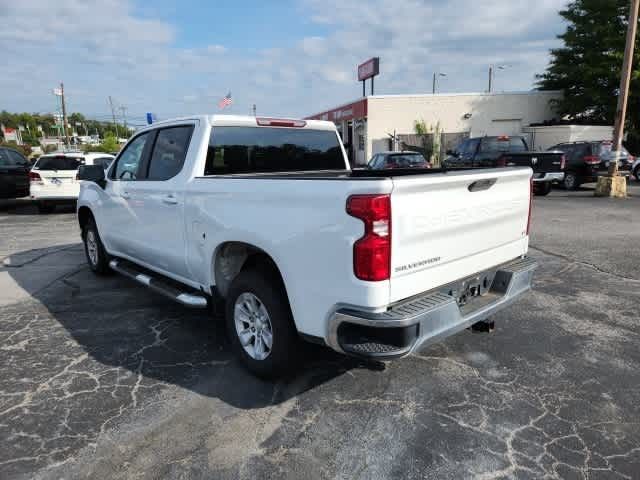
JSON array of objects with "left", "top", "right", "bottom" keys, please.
[{"left": 4, "top": 244, "right": 380, "bottom": 410}]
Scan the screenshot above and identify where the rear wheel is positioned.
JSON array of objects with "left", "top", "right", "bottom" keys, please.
[
  {"left": 37, "top": 202, "right": 55, "bottom": 214},
  {"left": 634, "top": 166, "right": 640, "bottom": 182},
  {"left": 563, "top": 172, "right": 580, "bottom": 191},
  {"left": 82, "top": 218, "right": 111, "bottom": 275},
  {"left": 533, "top": 182, "right": 552, "bottom": 196},
  {"left": 225, "top": 269, "right": 299, "bottom": 378}
]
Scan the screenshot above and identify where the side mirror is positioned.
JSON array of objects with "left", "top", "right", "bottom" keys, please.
[{"left": 78, "top": 164, "right": 106, "bottom": 188}]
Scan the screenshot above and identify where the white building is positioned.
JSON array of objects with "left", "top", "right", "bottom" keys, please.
[{"left": 306, "top": 90, "right": 562, "bottom": 165}]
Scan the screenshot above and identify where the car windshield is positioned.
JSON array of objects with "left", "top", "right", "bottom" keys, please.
[{"left": 34, "top": 156, "right": 83, "bottom": 170}]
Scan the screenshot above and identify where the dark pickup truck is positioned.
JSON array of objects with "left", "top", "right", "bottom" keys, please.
[{"left": 444, "top": 136, "right": 565, "bottom": 195}]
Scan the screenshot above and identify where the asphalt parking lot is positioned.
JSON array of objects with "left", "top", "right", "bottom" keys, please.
[{"left": 1, "top": 183, "right": 639, "bottom": 480}]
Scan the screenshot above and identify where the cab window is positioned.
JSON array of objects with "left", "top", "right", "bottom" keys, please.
[{"left": 112, "top": 133, "right": 150, "bottom": 181}]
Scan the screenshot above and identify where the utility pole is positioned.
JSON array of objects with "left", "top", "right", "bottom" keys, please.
[
  {"left": 252, "top": 104, "right": 256, "bottom": 116},
  {"left": 60, "top": 82, "right": 70, "bottom": 146},
  {"left": 433, "top": 72, "right": 446, "bottom": 94},
  {"left": 596, "top": 0, "right": 638, "bottom": 197},
  {"left": 108, "top": 96, "right": 119, "bottom": 139},
  {"left": 119, "top": 105, "right": 128, "bottom": 136}
]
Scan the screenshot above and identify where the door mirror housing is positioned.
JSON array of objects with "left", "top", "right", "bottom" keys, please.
[{"left": 78, "top": 164, "right": 106, "bottom": 188}]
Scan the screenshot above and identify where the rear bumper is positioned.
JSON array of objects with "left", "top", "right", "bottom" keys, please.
[
  {"left": 30, "top": 184, "right": 79, "bottom": 201},
  {"left": 327, "top": 256, "right": 537, "bottom": 359},
  {"left": 533, "top": 172, "right": 564, "bottom": 183}
]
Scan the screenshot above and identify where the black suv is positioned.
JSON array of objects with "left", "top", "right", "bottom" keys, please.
[
  {"left": 547, "top": 141, "right": 634, "bottom": 190},
  {"left": 0, "top": 146, "right": 30, "bottom": 199}
]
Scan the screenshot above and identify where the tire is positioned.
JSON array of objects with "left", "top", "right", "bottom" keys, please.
[
  {"left": 563, "top": 172, "right": 580, "bottom": 191},
  {"left": 534, "top": 182, "right": 552, "bottom": 196},
  {"left": 37, "top": 202, "right": 55, "bottom": 214},
  {"left": 225, "top": 269, "right": 299, "bottom": 378},
  {"left": 634, "top": 166, "right": 640, "bottom": 182},
  {"left": 82, "top": 218, "right": 111, "bottom": 275}
]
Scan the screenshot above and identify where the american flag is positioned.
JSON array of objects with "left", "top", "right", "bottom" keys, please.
[{"left": 218, "top": 92, "right": 233, "bottom": 109}]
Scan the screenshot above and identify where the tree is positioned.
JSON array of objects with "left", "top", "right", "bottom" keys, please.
[
  {"left": 83, "top": 133, "right": 119, "bottom": 153},
  {"left": 537, "top": 0, "right": 640, "bottom": 140}
]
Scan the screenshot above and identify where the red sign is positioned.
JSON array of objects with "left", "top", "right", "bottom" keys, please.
[
  {"left": 358, "top": 57, "right": 380, "bottom": 81},
  {"left": 305, "top": 98, "right": 368, "bottom": 122}
]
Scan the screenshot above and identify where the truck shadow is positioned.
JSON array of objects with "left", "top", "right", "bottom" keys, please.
[{"left": 3, "top": 244, "right": 381, "bottom": 410}]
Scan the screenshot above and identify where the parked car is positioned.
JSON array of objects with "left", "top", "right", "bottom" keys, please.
[
  {"left": 547, "top": 141, "right": 634, "bottom": 190},
  {"left": 77, "top": 115, "right": 536, "bottom": 378},
  {"left": 629, "top": 156, "right": 640, "bottom": 182},
  {"left": 444, "top": 136, "right": 565, "bottom": 196},
  {"left": 30, "top": 152, "right": 114, "bottom": 213},
  {"left": 367, "top": 151, "right": 432, "bottom": 169},
  {"left": 0, "top": 146, "right": 30, "bottom": 199}
]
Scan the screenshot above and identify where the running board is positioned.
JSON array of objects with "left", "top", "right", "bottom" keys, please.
[{"left": 109, "top": 259, "right": 208, "bottom": 308}]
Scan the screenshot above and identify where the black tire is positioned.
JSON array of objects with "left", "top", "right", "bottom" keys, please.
[
  {"left": 533, "top": 182, "right": 552, "bottom": 196},
  {"left": 225, "top": 269, "right": 299, "bottom": 378},
  {"left": 563, "top": 172, "right": 580, "bottom": 191},
  {"left": 634, "top": 166, "right": 640, "bottom": 182},
  {"left": 82, "top": 218, "right": 111, "bottom": 275},
  {"left": 37, "top": 202, "right": 55, "bottom": 214}
]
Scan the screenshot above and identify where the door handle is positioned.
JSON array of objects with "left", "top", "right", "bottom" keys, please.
[
  {"left": 121, "top": 191, "right": 130, "bottom": 199},
  {"left": 162, "top": 194, "right": 178, "bottom": 205}
]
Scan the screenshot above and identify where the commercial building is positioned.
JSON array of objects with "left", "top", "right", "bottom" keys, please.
[{"left": 306, "top": 90, "right": 562, "bottom": 165}]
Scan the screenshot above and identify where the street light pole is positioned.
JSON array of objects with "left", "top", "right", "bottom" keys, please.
[
  {"left": 488, "top": 66, "right": 493, "bottom": 93},
  {"left": 432, "top": 72, "right": 446, "bottom": 94}
]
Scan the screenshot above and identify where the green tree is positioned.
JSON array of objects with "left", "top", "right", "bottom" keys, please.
[{"left": 537, "top": 0, "right": 640, "bottom": 140}]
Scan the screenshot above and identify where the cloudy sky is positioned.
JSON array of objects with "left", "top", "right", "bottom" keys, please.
[{"left": 0, "top": 0, "right": 567, "bottom": 125}]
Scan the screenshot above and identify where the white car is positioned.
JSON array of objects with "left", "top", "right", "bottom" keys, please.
[
  {"left": 30, "top": 152, "right": 114, "bottom": 213},
  {"left": 77, "top": 115, "right": 536, "bottom": 378}
]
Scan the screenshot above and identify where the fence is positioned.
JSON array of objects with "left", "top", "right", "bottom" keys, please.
[{"left": 398, "top": 132, "right": 469, "bottom": 167}]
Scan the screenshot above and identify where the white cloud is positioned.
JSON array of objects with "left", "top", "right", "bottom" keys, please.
[{"left": 0, "top": 0, "right": 567, "bottom": 121}]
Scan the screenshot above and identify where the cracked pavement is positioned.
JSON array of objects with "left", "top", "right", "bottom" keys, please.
[{"left": 0, "top": 186, "right": 639, "bottom": 480}]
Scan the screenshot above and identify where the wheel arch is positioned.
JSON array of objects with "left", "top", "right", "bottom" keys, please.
[
  {"left": 211, "top": 241, "right": 288, "bottom": 301},
  {"left": 77, "top": 206, "right": 94, "bottom": 234}
]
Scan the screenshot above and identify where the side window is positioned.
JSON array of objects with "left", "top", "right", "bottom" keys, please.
[
  {"left": 0, "top": 150, "right": 9, "bottom": 166},
  {"left": 113, "top": 133, "right": 150, "bottom": 181},
  {"left": 465, "top": 138, "right": 480, "bottom": 156},
  {"left": 6, "top": 150, "right": 28, "bottom": 166},
  {"left": 147, "top": 126, "right": 194, "bottom": 180},
  {"left": 571, "top": 144, "right": 588, "bottom": 161}
]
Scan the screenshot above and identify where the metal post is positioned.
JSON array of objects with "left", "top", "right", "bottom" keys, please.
[
  {"left": 371, "top": 76, "right": 374, "bottom": 95},
  {"left": 432, "top": 73, "right": 436, "bottom": 94},
  {"left": 362, "top": 80, "right": 365, "bottom": 97},
  {"left": 60, "top": 82, "right": 70, "bottom": 146},
  {"left": 610, "top": 0, "right": 639, "bottom": 176},
  {"left": 488, "top": 66, "right": 493, "bottom": 93}
]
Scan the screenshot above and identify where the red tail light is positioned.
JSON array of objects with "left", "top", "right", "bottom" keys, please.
[
  {"left": 583, "top": 155, "right": 600, "bottom": 165},
  {"left": 526, "top": 177, "right": 533, "bottom": 236},
  {"left": 347, "top": 194, "right": 391, "bottom": 281},
  {"left": 560, "top": 154, "right": 566, "bottom": 170},
  {"left": 29, "top": 171, "right": 43, "bottom": 184}
]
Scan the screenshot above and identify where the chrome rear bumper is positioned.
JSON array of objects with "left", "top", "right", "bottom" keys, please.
[{"left": 327, "top": 256, "right": 537, "bottom": 359}]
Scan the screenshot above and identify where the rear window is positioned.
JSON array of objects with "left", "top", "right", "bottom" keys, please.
[
  {"left": 34, "top": 156, "right": 83, "bottom": 171},
  {"left": 597, "top": 142, "right": 629, "bottom": 159},
  {"left": 205, "top": 127, "right": 345, "bottom": 175},
  {"left": 479, "top": 137, "right": 527, "bottom": 153},
  {"left": 387, "top": 153, "right": 427, "bottom": 166}
]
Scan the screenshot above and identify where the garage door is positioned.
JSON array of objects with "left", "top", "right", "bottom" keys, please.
[{"left": 488, "top": 119, "right": 522, "bottom": 137}]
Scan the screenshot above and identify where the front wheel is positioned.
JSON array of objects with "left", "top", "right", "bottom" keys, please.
[
  {"left": 533, "top": 182, "right": 552, "bottom": 196},
  {"left": 226, "top": 269, "right": 299, "bottom": 378},
  {"left": 83, "top": 219, "right": 111, "bottom": 275},
  {"left": 563, "top": 172, "right": 580, "bottom": 191}
]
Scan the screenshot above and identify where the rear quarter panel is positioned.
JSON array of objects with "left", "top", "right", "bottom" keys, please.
[{"left": 185, "top": 176, "right": 393, "bottom": 338}]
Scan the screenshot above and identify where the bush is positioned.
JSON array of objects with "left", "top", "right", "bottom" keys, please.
[{"left": 0, "top": 141, "right": 31, "bottom": 157}]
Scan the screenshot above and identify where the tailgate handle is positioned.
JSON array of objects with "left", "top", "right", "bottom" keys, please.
[{"left": 468, "top": 178, "right": 497, "bottom": 192}]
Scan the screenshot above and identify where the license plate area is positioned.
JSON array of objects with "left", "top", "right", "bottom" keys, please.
[{"left": 439, "top": 269, "right": 498, "bottom": 307}]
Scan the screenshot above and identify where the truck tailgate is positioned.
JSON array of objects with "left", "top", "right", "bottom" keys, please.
[{"left": 389, "top": 167, "right": 531, "bottom": 303}]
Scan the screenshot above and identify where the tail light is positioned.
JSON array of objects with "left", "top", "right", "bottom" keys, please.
[
  {"left": 346, "top": 194, "right": 391, "bottom": 281},
  {"left": 29, "top": 171, "right": 43, "bottom": 185},
  {"left": 560, "top": 154, "right": 566, "bottom": 170},
  {"left": 526, "top": 177, "right": 533, "bottom": 236},
  {"left": 256, "top": 118, "right": 306, "bottom": 128},
  {"left": 583, "top": 155, "right": 600, "bottom": 165}
]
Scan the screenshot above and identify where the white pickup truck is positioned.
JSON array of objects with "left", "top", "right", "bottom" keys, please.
[{"left": 77, "top": 115, "right": 536, "bottom": 377}]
